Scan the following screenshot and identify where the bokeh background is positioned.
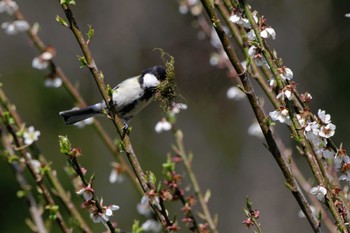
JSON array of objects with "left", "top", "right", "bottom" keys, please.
[{"left": 1, "top": 0, "right": 350, "bottom": 232}]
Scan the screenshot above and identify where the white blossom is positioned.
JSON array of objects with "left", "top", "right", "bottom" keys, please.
[
  {"left": 32, "top": 51, "right": 55, "bottom": 70},
  {"left": 260, "top": 27, "right": 276, "bottom": 40},
  {"left": 279, "top": 67, "right": 293, "bottom": 81},
  {"left": 226, "top": 86, "right": 245, "bottom": 100},
  {"left": 304, "top": 121, "right": 327, "bottom": 149},
  {"left": 45, "top": 77, "right": 62, "bottom": 88},
  {"left": 322, "top": 148, "right": 335, "bottom": 160},
  {"left": 248, "top": 122, "right": 263, "bottom": 138},
  {"left": 305, "top": 121, "right": 320, "bottom": 136},
  {"left": 76, "top": 184, "right": 94, "bottom": 201},
  {"left": 319, "top": 123, "right": 336, "bottom": 138},
  {"left": 229, "top": 14, "right": 242, "bottom": 24},
  {"left": 248, "top": 45, "right": 268, "bottom": 67},
  {"left": 90, "top": 213, "right": 103, "bottom": 223},
  {"left": 310, "top": 185, "right": 327, "bottom": 201},
  {"left": 26, "top": 153, "right": 41, "bottom": 174},
  {"left": 209, "top": 51, "right": 228, "bottom": 67},
  {"left": 23, "top": 126, "right": 40, "bottom": 145},
  {"left": 229, "top": 10, "right": 258, "bottom": 29},
  {"left": 109, "top": 163, "right": 124, "bottom": 184},
  {"left": 104, "top": 205, "right": 119, "bottom": 219},
  {"left": 209, "top": 53, "right": 220, "bottom": 66},
  {"left": 246, "top": 29, "right": 256, "bottom": 40},
  {"left": 1, "top": 20, "right": 29, "bottom": 35},
  {"left": 334, "top": 154, "right": 350, "bottom": 170},
  {"left": 210, "top": 27, "right": 222, "bottom": 49},
  {"left": 90, "top": 204, "right": 119, "bottom": 224},
  {"left": 32, "top": 57, "right": 48, "bottom": 70},
  {"left": 171, "top": 102, "right": 188, "bottom": 114},
  {"left": 276, "top": 88, "right": 293, "bottom": 100},
  {"left": 155, "top": 118, "right": 172, "bottom": 133},
  {"left": 269, "top": 78, "right": 276, "bottom": 87},
  {"left": 142, "top": 219, "right": 162, "bottom": 232},
  {"left": 345, "top": 13, "right": 350, "bottom": 18},
  {"left": 178, "top": 0, "right": 200, "bottom": 15},
  {"left": 137, "top": 195, "right": 153, "bottom": 217},
  {"left": 298, "top": 206, "right": 316, "bottom": 218},
  {"left": 317, "top": 109, "right": 331, "bottom": 124},
  {"left": 295, "top": 114, "right": 306, "bottom": 128},
  {"left": 269, "top": 108, "right": 291, "bottom": 125},
  {"left": 0, "top": 0, "right": 18, "bottom": 15},
  {"left": 339, "top": 171, "right": 350, "bottom": 182}
]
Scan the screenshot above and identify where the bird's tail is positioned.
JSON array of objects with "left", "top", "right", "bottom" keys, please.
[{"left": 59, "top": 104, "right": 102, "bottom": 125}]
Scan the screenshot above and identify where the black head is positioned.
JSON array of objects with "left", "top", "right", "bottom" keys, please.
[{"left": 142, "top": 65, "right": 166, "bottom": 81}]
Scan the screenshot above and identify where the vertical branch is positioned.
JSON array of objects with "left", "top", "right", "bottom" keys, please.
[
  {"left": 0, "top": 116, "right": 71, "bottom": 232},
  {"left": 199, "top": 0, "right": 323, "bottom": 232},
  {"left": 1, "top": 134, "right": 47, "bottom": 233},
  {"left": 13, "top": 4, "right": 140, "bottom": 194},
  {"left": 58, "top": 2, "right": 175, "bottom": 231}
]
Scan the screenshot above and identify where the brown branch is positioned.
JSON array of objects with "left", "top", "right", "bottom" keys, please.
[
  {"left": 58, "top": 2, "right": 175, "bottom": 231},
  {"left": 199, "top": 1, "right": 323, "bottom": 232}
]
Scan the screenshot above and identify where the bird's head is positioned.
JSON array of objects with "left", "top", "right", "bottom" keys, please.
[{"left": 139, "top": 65, "right": 166, "bottom": 89}]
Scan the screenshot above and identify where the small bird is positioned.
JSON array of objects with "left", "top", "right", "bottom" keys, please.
[{"left": 59, "top": 65, "right": 166, "bottom": 125}]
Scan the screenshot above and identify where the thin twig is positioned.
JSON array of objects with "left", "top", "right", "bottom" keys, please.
[{"left": 173, "top": 129, "right": 218, "bottom": 233}]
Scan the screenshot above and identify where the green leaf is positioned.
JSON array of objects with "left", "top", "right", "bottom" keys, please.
[
  {"left": 40, "top": 163, "right": 51, "bottom": 175},
  {"left": 204, "top": 189, "right": 211, "bottom": 203},
  {"left": 317, "top": 210, "right": 322, "bottom": 221},
  {"left": 58, "top": 135, "right": 72, "bottom": 155},
  {"left": 246, "top": 196, "right": 253, "bottom": 211},
  {"left": 17, "top": 190, "right": 27, "bottom": 198},
  {"left": 45, "top": 205, "right": 59, "bottom": 220},
  {"left": 107, "top": 84, "right": 113, "bottom": 97},
  {"left": 243, "top": 208, "right": 250, "bottom": 217},
  {"left": 8, "top": 154, "right": 19, "bottom": 163},
  {"left": 3, "top": 111, "right": 15, "bottom": 125},
  {"left": 60, "top": 0, "right": 76, "bottom": 5},
  {"left": 162, "top": 155, "right": 175, "bottom": 172},
  {"left": 145, "top": 171, "right": 157, "bottom": 186},
  {"left": 77, "top": 55, "right": 88, "bottom": 68},
  {"left": 132, "top": 220, "right": 143, "bottom": 233},
  {"left": 55, "top": 15, "right": 68, "bottom": 27},
  {"left": 86, "top": 25, "right": 94, "bottom": 42}
]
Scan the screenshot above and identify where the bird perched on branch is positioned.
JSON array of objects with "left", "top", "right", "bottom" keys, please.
[{"left": 59, "top": 65, "right": 166, "bottom": 126}]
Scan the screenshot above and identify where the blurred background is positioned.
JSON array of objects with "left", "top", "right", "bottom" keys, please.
[{"left": 1, "top": 0, "right": 350, "bottom": 232}]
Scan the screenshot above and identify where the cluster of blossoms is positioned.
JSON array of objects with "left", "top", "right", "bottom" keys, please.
[
  {"left": 178, "top": 0, "right": 202, "bottom": 16},
  {"left": 229, "top": 8, "right": 275, "bottom": 68},
  {"left": 32, "top": 47, "right": 55, "bottom": 70},
  {"left": 309, "top": 185, "right": 327, "bottom": 202},
  {"left": 136, "top": 195, "right": 162, "bottom": 232},
  {"left": 76, "top": 183, "right": 120, "bottom": 224},
  {"left": 270, "top": 105, "right": 343, "bottom": 200},
  {"left": 0, "top": 0, "right": 62, "bottom": 88},
  {"left": 154, "top": 102, "right": 188, "bottom": 133},
  {"left": 0, "top": 0, "right": 29, "bottom": 34}
]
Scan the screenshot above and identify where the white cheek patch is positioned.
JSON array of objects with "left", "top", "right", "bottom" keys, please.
[{"left": 143, "top": 73, "right": 160, "bottom": 88}]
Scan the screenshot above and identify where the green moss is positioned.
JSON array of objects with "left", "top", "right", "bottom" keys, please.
[{"left": 154, "top": 48, "right": 177, "bottom": 113}]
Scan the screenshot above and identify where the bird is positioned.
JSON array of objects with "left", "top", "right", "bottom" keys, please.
[{"left": 59, "top": 65, "right": 166, "bottom": 126}]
